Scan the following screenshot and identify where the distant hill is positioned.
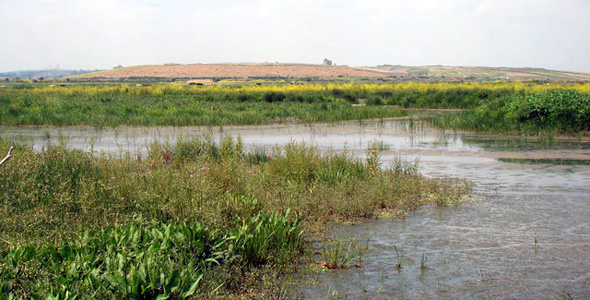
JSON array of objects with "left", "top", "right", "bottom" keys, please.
[
  {"left": 0, "top": 69, "right": 101, "bottom": 79},
  {"left": 363, "top": 65, "right": 590, "bottom": 82},
  {"left": 70, "top": 63, "right": 384, "bottom": 80},
  {"left": 70, "top": 63, "right": 590, "bottom": 82},
  {"left": 11, "top": 64, "right": 589, "bottom": 82}
]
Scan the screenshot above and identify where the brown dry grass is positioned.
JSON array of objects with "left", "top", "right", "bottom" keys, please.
[{"left": 78, "top": 63, "right": 385, "bottom": 79}]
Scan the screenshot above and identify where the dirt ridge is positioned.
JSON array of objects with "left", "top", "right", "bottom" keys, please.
[{"left": 76, "top": 63, "right": 385, "bottom": 79}]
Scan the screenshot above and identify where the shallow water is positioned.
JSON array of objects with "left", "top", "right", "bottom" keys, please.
[
  {"left": 296, "top": 156, "right": 590, "bottom": 299},
  {"left": 2, "top": 119, "right": 590, "bottom": 299}
]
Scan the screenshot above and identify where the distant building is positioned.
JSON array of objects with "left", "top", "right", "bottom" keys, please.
[{"left": 323, "top": 58, "right": 333, "bottom": 66}]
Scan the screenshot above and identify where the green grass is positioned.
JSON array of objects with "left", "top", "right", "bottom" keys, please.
[
  {"left": 0, "top": 137, "right": 468, "bottom": 298},
  {"left": 3, "top": 82, "right": 590, "bottom": 127},
  {"left": 0, "top": 87, "right": 407, "bottom": 127},
  {"left": 320, "top": 239, "right": 362, "bottom": 269}
]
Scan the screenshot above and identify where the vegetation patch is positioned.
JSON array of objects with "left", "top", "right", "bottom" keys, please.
[
  {"left": 429, "top": 91, "right": 590, "bottom": 135},
  {"left": 2, "top": 82, "right": 590, "bottom": 127},
  {"left": 0, "top": 137, "right": 468, "bottom": 298}
]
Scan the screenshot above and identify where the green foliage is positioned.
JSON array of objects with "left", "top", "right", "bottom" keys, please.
[
  {"left": 383, "top": 87, "right": 516, "bottom": 108},
  {"left": 504, "top": 91, "right": 590, "bottom": 132},
  {"left": 431, "top": 91, "right": 590, "bottom": 134},
  {"left": 230, "top": 209, "right": 303, "bottom": 267},
  {"left": 0, "top": 215, "right": 302, "bottom": 299}
]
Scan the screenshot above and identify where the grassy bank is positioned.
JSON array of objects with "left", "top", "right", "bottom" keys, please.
[
  {"left": 429, "top": 91, "right": 590, "bottom": 135},
  {"left": 0, "top": 84, "right": 408, "bottom": 127},
  {"left": 2, "top": 82, "right": 590, "bottom": 127},
  {"left": 0, "top": 138, "right": 468, "bottom": 299}
]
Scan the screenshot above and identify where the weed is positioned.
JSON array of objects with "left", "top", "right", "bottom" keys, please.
[
  {"left": 366, "top": 140, "right": 383, "bottom": 175},
  {"left": 391, "top": 155, "right": 420, "bottom": 175},
  {"left": 320, "top": 239, "right": 360, "bottom": 269},
  {"left": 393, "top": 245, "right": 405, "bottom": 271},
  {"left": 420, "top": 253, "right": 429, "bottom": 272}
]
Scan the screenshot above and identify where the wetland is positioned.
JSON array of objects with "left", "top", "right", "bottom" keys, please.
[
  {"left": 1, "top": 82, "right": 590, "bottom": 299},
  {"left": 2, "top": 118, "right": 589, "bottom": 299}
]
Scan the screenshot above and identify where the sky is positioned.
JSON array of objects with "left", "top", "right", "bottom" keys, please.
[{"left": 1, "top": 0, "right": 589, "bottom": 72}]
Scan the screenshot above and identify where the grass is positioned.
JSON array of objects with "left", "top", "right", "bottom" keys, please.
[
  {"left": 0, "top": 137, "right": 468, "bottom": 298},
  {"left": 420, "top": 253, "right": 428, "bottom": 273},
  {"left": 320, "top": 239, "right": 366, "bottom": 269},
  {"left": 0, "top": 94, "right": 407, "bottom": 127},
  {"left": 0, "top": 84, "right": 409, "bottom": 127}
]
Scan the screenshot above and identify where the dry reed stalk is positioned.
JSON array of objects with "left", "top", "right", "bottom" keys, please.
[{"left": 0, "top": 146, "right": 13, "bottom": 166}]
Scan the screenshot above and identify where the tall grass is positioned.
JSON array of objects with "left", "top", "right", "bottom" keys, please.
[
  {"left": 0, "top": 85, "right": 407, "bottom": 127},
  {"left": 0, "top": 137, "right": 468, "bottom": 298}
]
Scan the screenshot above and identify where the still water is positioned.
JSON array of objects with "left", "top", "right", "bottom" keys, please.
[{"left": 2, "top": 119, "right": 589, "bottom": 299}]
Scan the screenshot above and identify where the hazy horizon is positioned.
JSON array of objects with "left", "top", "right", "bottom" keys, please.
[{"left": 1, "top": 0, "right": 589, "bottom": 73}]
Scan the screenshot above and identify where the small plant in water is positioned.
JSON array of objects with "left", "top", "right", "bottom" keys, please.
[
  {"left": 393, "top": 245, "right": 405, "bottom": 271},
  {"left": 558, "top": 287, "right": 574, "bottom": 300},
  {"left": 391, "top": 155, "right": 420, "bottom": 175},
  {"left": 477, "top": 268, "right": 492, "bottom": 282},
  {"left": 321, "top": 239, "right": 361, "bottom": 269},
  {"left": 325, "top": 286, "right": 339, "bottom": 299},
  {"left": 420, "top": 253, "right": 428, "bottom": 272}
]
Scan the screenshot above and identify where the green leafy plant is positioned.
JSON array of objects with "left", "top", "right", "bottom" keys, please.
[{"left": 320, "top": 239, "right": 361, "bottom": 269}]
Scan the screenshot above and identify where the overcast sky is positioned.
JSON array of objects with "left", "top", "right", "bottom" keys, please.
[{"left": 1, "top": 0, "right": 589, "bottom": 72}]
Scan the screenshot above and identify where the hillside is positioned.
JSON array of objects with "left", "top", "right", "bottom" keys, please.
[
  {"left": 67, "top": 63, "right": 590, "bottom": 82},
  {"left": 365, "top": 65, "right": 590, "bottom": 82},
  {"left": 0, "top": 69, "right": 99, "bottom": 79},
  {"left": 72, "top": 63, "right": 384, "bottom": 80}
]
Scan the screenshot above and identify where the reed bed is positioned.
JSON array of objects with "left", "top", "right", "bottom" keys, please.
[
  {"left": 0, "top": 137, "right": 468, "bottom": 299},
  {"left": 2, "top": 82, "right": 590, "bottom": 127}
]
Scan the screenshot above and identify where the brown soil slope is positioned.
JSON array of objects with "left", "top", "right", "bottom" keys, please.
[{"left": 78, "top": 63, "right": 385, "bottom": 79}]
